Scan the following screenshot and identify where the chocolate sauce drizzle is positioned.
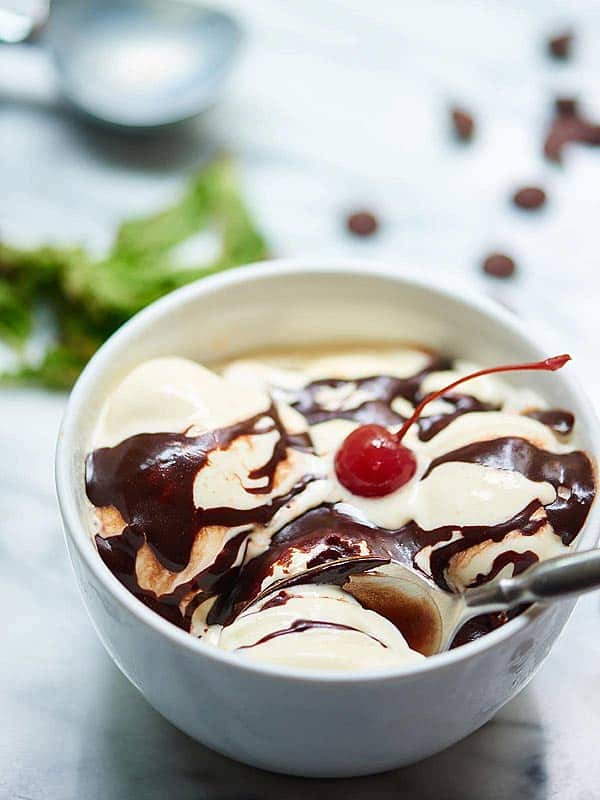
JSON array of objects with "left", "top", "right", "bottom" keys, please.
[
  {"left": 424, "top": 436, "right": 594, "bottom": 544},
  {"left": 288, "top": 374, "right": 499, "bottom": 443},
  {"left": 87, "top": 403, "right": 317, "bottom": 629},
  {"left": 237, "top": 619, "right": 388, "bottom": 650},
  {"left": 287, "top": 359, "right": 575, "bottom": 443},
  {"left": 86, "top": 358, "right": 595, "bottom": 654},
  {"left": 206, "top": 500, "right": 550, "bottom": 628},
  {"left": 471, "top": 550, "right": 538, "bottom": 587},
  {"left": 288, "top": 356, "right": 450, "bottom": 425},
  {"left": 417, "top": 395, "right": 496, "bottom": 441},
  {"left": 259, "top": 590, "right": 290, "bottom": 611},
  {"left": 87, "top": 403, "right": 304, "bottom": 572},
  {"left": 526, "top": 409, "right": 575, "bottom": 436}
]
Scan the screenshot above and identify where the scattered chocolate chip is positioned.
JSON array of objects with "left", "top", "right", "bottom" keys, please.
[
  {"left": 544, "top": 102, "right": 600, "bottom": 162},
  {"left": 451, "top": 107, "right": 474, "bottom": 141},
  {"left": 347, "top": 211, "right": 378, "bottom": 237},
  {"left": 548, "top": 31, "right": 573, "bottom": 60},
  {"left": 482, "top": 253, "right": 516, "bottom": 279},
  {"left": 555, "top": 97, "right": 578, "bottom": 117},
  {"left": 512, "top": 186, "right": 547, "bottom": 210}
]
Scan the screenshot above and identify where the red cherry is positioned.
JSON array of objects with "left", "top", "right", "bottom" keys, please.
[
  {"left": 334, "top": 424, "right": 417, "bottom": 498},
  {"left": 335, "top": 353, "right": 571, "bottom": 498}
]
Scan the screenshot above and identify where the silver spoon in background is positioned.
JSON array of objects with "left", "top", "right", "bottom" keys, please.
[
  {"left": 344, "top": 550, "right": 600, "bottom": 656},
  {"left": 0, "top": 0, "right": 241, "bottom": 130}
]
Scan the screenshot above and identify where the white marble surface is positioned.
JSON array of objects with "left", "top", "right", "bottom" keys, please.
[{"left": 1, "top": 1, "right": 600, "bottom": 797}]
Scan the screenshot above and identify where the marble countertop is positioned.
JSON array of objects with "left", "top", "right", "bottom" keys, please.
[{"left": 2, "top": 2, "right": 599, "bottom": 797}]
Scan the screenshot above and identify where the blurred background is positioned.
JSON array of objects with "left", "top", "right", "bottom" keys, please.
[{"left": 1, "top": 2, "right": 599, "bottom": 798}]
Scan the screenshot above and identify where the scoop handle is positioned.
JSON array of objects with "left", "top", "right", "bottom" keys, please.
[{"left": 463, "top": 548, "right": 600, "bottom": 614}]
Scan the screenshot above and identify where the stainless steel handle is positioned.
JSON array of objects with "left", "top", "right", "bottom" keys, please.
[
  {"left": 0, "top": 1, "right": 49, "bottom": 44},
  {"left": 464, "top": 548, "right": 600, "bottom": 613}
]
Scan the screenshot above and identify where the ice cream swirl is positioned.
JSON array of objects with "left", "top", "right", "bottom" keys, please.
[{"left": 85, "top": 349, "right": 595, "bottom": 670}]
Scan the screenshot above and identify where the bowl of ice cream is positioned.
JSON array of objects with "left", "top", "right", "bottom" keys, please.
[{"left": 55, "top": 259, "right": 599, "bottom": 777}]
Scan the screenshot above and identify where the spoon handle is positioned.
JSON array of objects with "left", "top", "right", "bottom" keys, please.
[{"left": 463, "top": 548, "right": 600, "bottom": 613}]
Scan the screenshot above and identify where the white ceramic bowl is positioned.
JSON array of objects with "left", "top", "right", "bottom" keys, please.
[{"left": 55, "top": 260, "right": 599, "bottom": 778}]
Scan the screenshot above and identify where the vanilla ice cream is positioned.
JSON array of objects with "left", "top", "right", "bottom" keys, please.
[{"left": 85, "top": 347, "right": 595, "bottom": 670}]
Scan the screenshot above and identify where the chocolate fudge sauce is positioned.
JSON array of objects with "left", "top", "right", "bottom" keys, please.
[{"left": 86, "top": 355, "right": 595, "bottom": 655}]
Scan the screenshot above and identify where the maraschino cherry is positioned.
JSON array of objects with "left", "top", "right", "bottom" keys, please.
[{"left": 334, "top": 353, "right": 571, "bottom": 498}]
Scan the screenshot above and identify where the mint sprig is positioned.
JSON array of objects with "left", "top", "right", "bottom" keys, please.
[{"left": 0, "top": 158, "right": 268, "bottom": 389}]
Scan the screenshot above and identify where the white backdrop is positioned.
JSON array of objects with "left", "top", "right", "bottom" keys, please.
[{"left": 1, "top": 2, "right": 599, "bottom": 798}]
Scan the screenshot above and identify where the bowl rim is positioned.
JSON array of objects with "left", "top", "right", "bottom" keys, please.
[{"left": 55, "top": 258, "right": 600, "bottom": 684}]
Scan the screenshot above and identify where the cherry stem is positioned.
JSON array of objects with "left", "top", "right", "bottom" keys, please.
[{"left": 396, "top": 353, "right": 571, "bottom": 442}]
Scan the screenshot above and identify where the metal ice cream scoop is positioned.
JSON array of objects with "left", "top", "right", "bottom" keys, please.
[
  {"left": 0, "top": 0, "right": 241, "bottom": 129},
  {"left": 345, "top": 549, "right": 600, "bottom": 655}
]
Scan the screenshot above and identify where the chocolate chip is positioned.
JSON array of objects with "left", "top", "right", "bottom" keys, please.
[
  {"left": 548, "top": 31, "right": 573, "bottom": 60},
  {"left": 544, "top": 103, "right": 600, "bottom": 162},
  {"left": 451, "top": 107, "right": 474, "bottom": 141},
  {"left": 555, "top": 97, "right": 578, "bottom": 116},
  {"left": 347, "top": 211, "right": 378, "bottom": 237},
  {"left": 512, "top": 186, "right": 547, "bottom": 210},
  {"left": 482, "top": 253, "right": 516, "bottom": 279}
]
